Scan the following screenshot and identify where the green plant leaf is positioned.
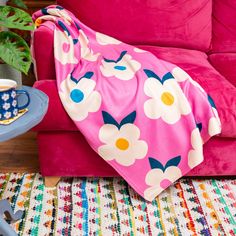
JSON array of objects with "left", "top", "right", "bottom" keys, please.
[
  {"left": 0, "top": 31, "right": 31, "bottom": 74},
  {"left": 8, "top": 0, "right": 27, "bottom": 9},
  {"left": 0, "top": 6, "right": 34, "bottom": 30}
]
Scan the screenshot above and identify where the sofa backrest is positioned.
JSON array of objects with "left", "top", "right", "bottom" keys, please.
[
  {"left": 57, "top": 0, "right": 212, "bottom": 52},
  {"left": 212, "top": 0, "right": 236, "bottom": 53}
]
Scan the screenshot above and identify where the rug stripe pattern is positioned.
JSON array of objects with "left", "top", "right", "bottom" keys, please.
[{"left": 0, "top": 174, "right": 236, "bottom": 236}]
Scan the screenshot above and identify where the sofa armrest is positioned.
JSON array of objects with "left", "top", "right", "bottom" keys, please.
[
  {"left": 32, "top": 22, "right": 56, "bottom": 81},
  {"left": 33, "top": 80, "right": 77, "bottom": 131}
]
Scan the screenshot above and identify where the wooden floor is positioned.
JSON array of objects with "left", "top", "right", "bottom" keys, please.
[{"left": 0, "top": 132, "right": 39, "bottom": 173}]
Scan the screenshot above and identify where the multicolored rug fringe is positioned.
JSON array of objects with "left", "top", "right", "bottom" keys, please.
[{"left": 0, "top": 174, "right": 236, "bottom": 235}]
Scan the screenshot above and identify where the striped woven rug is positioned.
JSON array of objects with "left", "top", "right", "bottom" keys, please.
[{"left": 0, "top": 174, "right": 236, "bottom": 235}]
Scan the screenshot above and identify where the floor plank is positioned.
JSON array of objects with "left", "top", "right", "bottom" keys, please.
[{"left": 0, "top": 132, "right": 39, "bottom": 173}]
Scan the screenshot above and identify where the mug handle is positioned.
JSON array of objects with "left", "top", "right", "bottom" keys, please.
[{"left": 16, "top": 90, "right": 30, "bottom": 110}]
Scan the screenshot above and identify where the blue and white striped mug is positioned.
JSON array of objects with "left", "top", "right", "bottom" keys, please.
[{"left": 0, "top": 79, "right": 30, "bottom": 121}]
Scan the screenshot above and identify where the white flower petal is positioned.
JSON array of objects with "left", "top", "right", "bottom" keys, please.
[
  {"left": 79, "top": 30, "right": 100, "bottom": 61},
  {"left": 144, "top": 78, "right": 163, "bottom": 99},
  {"left": 188, "top": 149, "right": 203, "bottom": 168},
  {"left": 98, "top": 144, "right": 118, "bottom": 161},
  {"left": 100, "top": 62, "right": 116, "bottom": 77},
  {"left": 160, "top": 105, "right": 181, "bottom": 124},
  {"left": 100, "top": 54, "right": 140, "bottom": 80},
  {"left": 191, "top": 128, "right": 203, "bottom": 149},
  {"left": 128, "top": 140, "right": 148, "bottom": 160},
  {"left": 60, "top": 74, "right": 78, "bottom": 93},
  {"left": 96, "top": 32, "right": 121, "bottom": 45},
  {"left": 172, "top": 67, "right": 189, "bottom": 82},
  {"left": 99, "top": 124, "right": 119, "bottom": 144},
  {"left": 144, "top": 185, "right": 163, "bottom": 202},
  {"left": 98, "top": 123, "right": 147, "bottom": 166},
  {"left": 188, "top": 128, "right": 204, "bottom": 168},
  {"left": 59, "top": 75, "right": 101, "bottom": 121},
  {"left": 54, "top": 30, "right": 78, "bottom": 65},
  {"left": 144, "top": 98, "right": 162, "bottom": 119},
  {"left": 119, "top": 123, "right": 140, "bottom": 142},
  {"left": 75, "top": 78, "right": 96, "bottom": 98},
  {"left": 208, "top": 117, "right": 222, "bottom": 136},
  {"left": 163, "top": 166, "right": 182, "bottom": 182},
  {"left": 145, "top": 169, "right": 163, "bottom": 186}
]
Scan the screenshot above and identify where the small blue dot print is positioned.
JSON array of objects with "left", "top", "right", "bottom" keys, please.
[{"left": 70, "top": 89, "right": 84, "bottom": 103}]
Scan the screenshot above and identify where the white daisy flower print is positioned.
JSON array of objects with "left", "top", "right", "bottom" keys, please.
[
  {"left": 98, "top": 111, "right": 148, "bottom": 166},
  {"left": 13, "top": 109, "right": 18, "bottom": 116},
  {"left": 59, "top": 71, "right": 102, "bottom": 121},
  {"left": 143, "top": 69, "right": 191, "bottom": 124},
  {"left": 188, "top": 128, "right": 204, "bottom": 168},
  {"left": 47, "top": 6, "right": 73, "bottom": 25},
  {"left": 3, "top": 103, "right": 10, "bottom": 110},
  {"left": 4, "top": 111, "right": 11, "bottom": 119},
  {"left": 2, "top": 93, "right": 9, "bottom": 101},
  {"left": 144, "top": 156, "right": 182, "bottom": 201},
  {"left": 78, "top": 30, "right": 100, "bottom": 61},
  {"left": 12, "top": 100, "right": 17, "bottom": 107},
  {"left": 54, "top": 26, "right": 78, "bottom": 65},
  {"left": 171, "top": 67, "right": 205, "bottom": 92},
  {"left": 11, "top": 91, "right": 16, "bottom": 98},
  {"left": 100, "top": 51, "right": 141, "bottom": 80}
]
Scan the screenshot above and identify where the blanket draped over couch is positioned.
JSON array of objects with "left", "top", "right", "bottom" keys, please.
[{"left": 32, "top": 5, "right": 221, "bottom": 201}]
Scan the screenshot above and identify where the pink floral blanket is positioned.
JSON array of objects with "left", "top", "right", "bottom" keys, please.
[{"left": 33, "top": 6, "right": 221, "bottom": 201}]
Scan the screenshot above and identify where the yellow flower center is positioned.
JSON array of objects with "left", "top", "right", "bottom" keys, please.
[
  {"left": 116, "top": 138, "right": 129, "bottom": 150},
  {"left": 161, "top": 92, "right": 174, "bottom": 106}
]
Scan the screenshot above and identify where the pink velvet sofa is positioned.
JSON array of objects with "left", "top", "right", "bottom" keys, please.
[{"left": 32, "top": 0, "right": 236, "bottom": 184}]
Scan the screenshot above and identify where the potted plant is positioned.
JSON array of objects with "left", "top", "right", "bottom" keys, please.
[{"left": 0, "top": 0, "right": 34, "bottom": 86}]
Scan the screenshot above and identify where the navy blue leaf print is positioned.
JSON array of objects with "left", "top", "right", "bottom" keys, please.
[
  {"left": 83, "top": 72, "right": 94, "bottom": 79},
  {"left": 143, "top": 69, "right": 162, "bottom": 83},
  {"left": 164, "top": 156, "right": 181, "bottom": 170},
  {"left": 149, "top": 158, "right": 165, "bottom": 172},
  {"left": 103, "top": 51, "right": 127, "bottom": 63},
  {"left": 197, "top": 123, "right": 202, "bottom": 132},
  {"left": 120, "top": 111, "right": 136, "bottom": 127},
  {"left": 162, "top": 72, "right": 174, "bottom": 83},
  {"left": 58, "top": 21, "right": 70, "bottom": 36},
  {"left": 208, "top": 95, "right": 216, "bottom": 109},
  {"left": 102, "top": 111, "right": 120, "bottom": 128}
]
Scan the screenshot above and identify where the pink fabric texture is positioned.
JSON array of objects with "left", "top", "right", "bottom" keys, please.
[
  {"left": 209, "top": 53, "right": 236, "bottom": 87},
  {"left": 57, "top": 0, "right": 212, "bottom": 51},
  {"left": 212, "top": 0, "right": 236, "bottom": 52},
  {"left": 33, "top": 6, "right": 221, "bottom": 201}
]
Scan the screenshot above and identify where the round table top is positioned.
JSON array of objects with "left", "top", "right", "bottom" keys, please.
[{"left": 0, "top": 86, "right": 48, "bottom": 142}]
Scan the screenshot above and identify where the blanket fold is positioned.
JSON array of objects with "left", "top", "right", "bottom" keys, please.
[{"left": 32, "top": 5, "right": 221, "bottom": 201}]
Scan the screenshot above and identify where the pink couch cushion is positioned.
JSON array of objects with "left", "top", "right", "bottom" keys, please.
[
  {"left": 57, "top": 0, "right": 212, "bottom": 51},
  {"left": 34, "top": 46, "right": 236, "bottom": 138},
  {"left": 212, "top": 0, "right": 236, "bottom": 52},
  {"left": 38, "top": 131, "right": 236, "bottom": 177},
  {"left": 209, "top": 53, "right": 236, "bottom": 87}
]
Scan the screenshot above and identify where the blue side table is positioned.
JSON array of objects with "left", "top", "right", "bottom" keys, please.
[{"left": 0, "top": 86, "right": 48, "bottom": 236}]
